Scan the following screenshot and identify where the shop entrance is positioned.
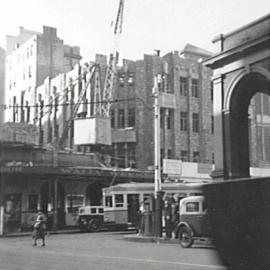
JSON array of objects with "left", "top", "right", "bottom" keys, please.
[
  {"left": 85, "top": 183, "right": 105, "bottom": 206},
  {"left": 40, "top": 182, "right": 65, "bottom": 228}
]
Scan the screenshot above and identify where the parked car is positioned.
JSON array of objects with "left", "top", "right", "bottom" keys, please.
[{"left": 176, "top": 196, "right": 212, "bottom": 248}]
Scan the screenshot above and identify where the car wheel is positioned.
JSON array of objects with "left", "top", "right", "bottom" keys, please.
[
  {"left": 179, "top": 226, "right": 194, "bottom": 248},
  {"left": 88, "top": 219, "right": 101, "bottom": 232}
]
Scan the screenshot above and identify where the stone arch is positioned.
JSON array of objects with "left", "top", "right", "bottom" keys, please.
[
  {"left": 224, "top": 66, "right": 270, "bottom": 111},
  {"left": 223, "top": 70, "right": 270, "bottom": 178}
]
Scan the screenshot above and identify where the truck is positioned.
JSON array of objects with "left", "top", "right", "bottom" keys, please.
[{"left": 176, "top": 196, "right": 212, "bottom": 248}]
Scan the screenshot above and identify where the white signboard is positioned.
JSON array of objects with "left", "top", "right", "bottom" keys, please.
[
  {"left": 74, "top": 117, "right": 111, "bottom": 145},
  {"left": 163, "top": 159, "right": 182, "bottom": 175}
]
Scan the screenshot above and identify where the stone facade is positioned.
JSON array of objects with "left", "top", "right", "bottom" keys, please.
[{"left": 205, "top": 14, "right": 270, "bottom": 179}]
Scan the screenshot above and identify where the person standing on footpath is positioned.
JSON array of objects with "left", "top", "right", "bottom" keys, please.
[
  {"left": 137, "top": 200, "right": 145, "bottom": 235},
  {"left": 163, "top": 195, "right": 172, "bottom": 239}
]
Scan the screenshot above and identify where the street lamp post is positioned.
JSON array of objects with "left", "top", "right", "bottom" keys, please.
[{"left": 153, "top": 74, "right": 163, "bottom": 237}]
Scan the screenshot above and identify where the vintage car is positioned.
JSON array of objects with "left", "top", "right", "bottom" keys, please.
[
  {"left": 77, "top": 206, "right": 104, "bottom": 232},
  {"left": 176, "top": 196, "right": 212, "bottom": 248}
]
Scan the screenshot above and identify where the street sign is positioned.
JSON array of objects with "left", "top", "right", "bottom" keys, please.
[{"left": 163, "top": 159, "right": 182, "bottom": 175}]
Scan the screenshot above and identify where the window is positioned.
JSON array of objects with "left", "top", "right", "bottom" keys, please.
[
  {"left": 180, "top": 77, "right": 188, "bottom": 96},
  {"left": 211, "top": 115, "right": 214, "bottom": 134},
  {"left": 191, "top": 79, "right": 198, "bottom": 97},
  {"left": 118, "top": 73, "right": 125, "bottom": 87},
  {"left": 118, "top": 109, "right": 125, "bottom": 128},
  {"left": 105, "top": 196, "right": 113, "bottom": 207},
  {"left": 263, "top": 95, "right": 270, "bottom": 115},
  {"left": 30, "top": 45, "right": 33, "bottom": 56},
  {"left": 159, "top": 74, "right": 169, "bottom": 92},
  {"left": 128, "top": 108, "right": 135, "bottom": 127},
  {"left": 26, "top": 102, "right": 30, "bottom": 123},
  {"left": 127, "top": 73, "right": 134, "bottom": 86},
  {"left": 160, "top": 148, "right": 165, "bottom": 166},
  {"left": 180, "top": 111, "right": 188, "bottom": 131},
  {"left": 115, "top": 194, "right": 124, "bottom": 207},
  {"left": 118, "top": 143, "right": 125, "bottom": 168},
  {"left": 20, "top": 91, "right": 25, "bottom": 123},
  {"left": 186, "top": 202, "right": 199, "bottom": 212},
  {"left": 181, "top": 150, "right": 188, "bottom": 161},
  {"left": 47, "top": 125, "right": 53, "bottom": 143},
  {"left": 160, "top": 108, "right": 165, "bottom": 128},
  {"left": 167, "top": 109, "right": 173, "bottom": 130},
  {"left": 13, "top": 96, "right": 17, "bottom": 122},
  {"left": 29, "top": 66, "right": 32, "bottom": 78},
  {"left": 28, "top": 194, "right": 38, "bottom": 211},
  {"left": 66, "top": 194, "right": 84, "bottom": 213},
  {"left": 127, "top": 143, "right": 136, "bottom": 168},
  {"left": 192, "top": 113, "right": 199, "bottom": 133},
  {"left": 110, "top": 109, "right": 115, "bottom": 128},
  {"left": 210, "top": 81, "right": 213, "bottom": 101},
  {"left": 26, "top": 48, "right": 29, "bottom": 58},
  {"left": 193, "top": 151, "right": 200, "bottom": 162},
  {"left": 5, "top": 194, "right": 21, "bottom": 219},
  {"left": 167, "top": 149, "right": 173, "bottom": 159}
]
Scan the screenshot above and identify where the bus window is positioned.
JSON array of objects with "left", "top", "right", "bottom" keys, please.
[
  {"left": 115, "top": 194, "right": 124, "bottom": 207},
  {"left": 105, "top": 196, "right": 113, "bottom": 207}
]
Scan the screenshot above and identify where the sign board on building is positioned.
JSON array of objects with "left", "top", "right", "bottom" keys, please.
[
  {"left": 74, "top": 117, "right": 111, "bottom": 145},
  {"left": 0, "top": 123, "right": 38, "bottom": 144},
  {"left": 163, "top": 159, "right": 182, "bottom": 175}
]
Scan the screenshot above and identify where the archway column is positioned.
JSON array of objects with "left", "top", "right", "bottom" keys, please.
[
  {"left": 223, "top": 108, "right": 250, "bottom": 179},
  {"left": 211, "top": 75, "right": 225, "bottom": 179}
]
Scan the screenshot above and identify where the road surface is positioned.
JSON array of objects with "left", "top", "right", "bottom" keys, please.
[{"left": 0, "top": 231, "right": 226, "bottom": 270}]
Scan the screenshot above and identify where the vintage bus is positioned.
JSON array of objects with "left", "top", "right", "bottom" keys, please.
[{"left": 78, "top": 181, "right": 209, "bottom": 232}]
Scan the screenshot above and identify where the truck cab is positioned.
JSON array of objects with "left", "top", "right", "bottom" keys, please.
[{"left": 177, "top": 196, "right": 212, "bottom": 248}]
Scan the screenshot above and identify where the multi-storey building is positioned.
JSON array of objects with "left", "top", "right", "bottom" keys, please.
[
  {"left": 5, "top": 26, "right": 81, "bottom": 124},
  {"left": 0, "top": 47, "right": 5, "bottom": 123},
  {"left": 110, "top": 44, "right": 214, "bottom": 170},
  {"left": 35, "top": 44, "right": 214, "bottom": 170}
]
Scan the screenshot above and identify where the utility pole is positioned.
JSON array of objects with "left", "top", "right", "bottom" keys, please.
[
  {"left": 153, "top": 74, "right": 163, "bottom": 237},
  {"left": 0, "top": 173, "right": 6, "bottom": 235}
]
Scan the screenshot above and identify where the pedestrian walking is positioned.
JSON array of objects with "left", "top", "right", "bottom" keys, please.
[{"left": 32, "top": 212, "right": 47, "bottom": 247}]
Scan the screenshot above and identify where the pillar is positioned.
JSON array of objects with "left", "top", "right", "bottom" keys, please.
[
  {"left": 211, "top": 75, "right": 225, "bottom": 179},
  {"left": 53, "top": 178, "right": 58, "bottom": 230}
]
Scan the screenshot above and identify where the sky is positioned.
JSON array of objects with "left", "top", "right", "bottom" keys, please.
[{"left": 0, "top": 0, "right": 270, "bottom": 62}]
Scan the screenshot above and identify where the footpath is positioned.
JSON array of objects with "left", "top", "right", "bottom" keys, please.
[
  {"left": 123, "top": 233, "right": 179, "bottom": 244},
  {"left": 0, "top": 228, "right": 81, "bottom": 238},
  {"left": 1, "top": 229, "right": 180, "bottom": 245}
]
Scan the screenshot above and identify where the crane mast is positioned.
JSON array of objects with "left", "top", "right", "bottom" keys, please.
[
  {"left": 101, "top": 0, "right": 124, "bottom": 117},
  {"left": 54, "top": 0, "right": 125, "bottom": 149}
]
